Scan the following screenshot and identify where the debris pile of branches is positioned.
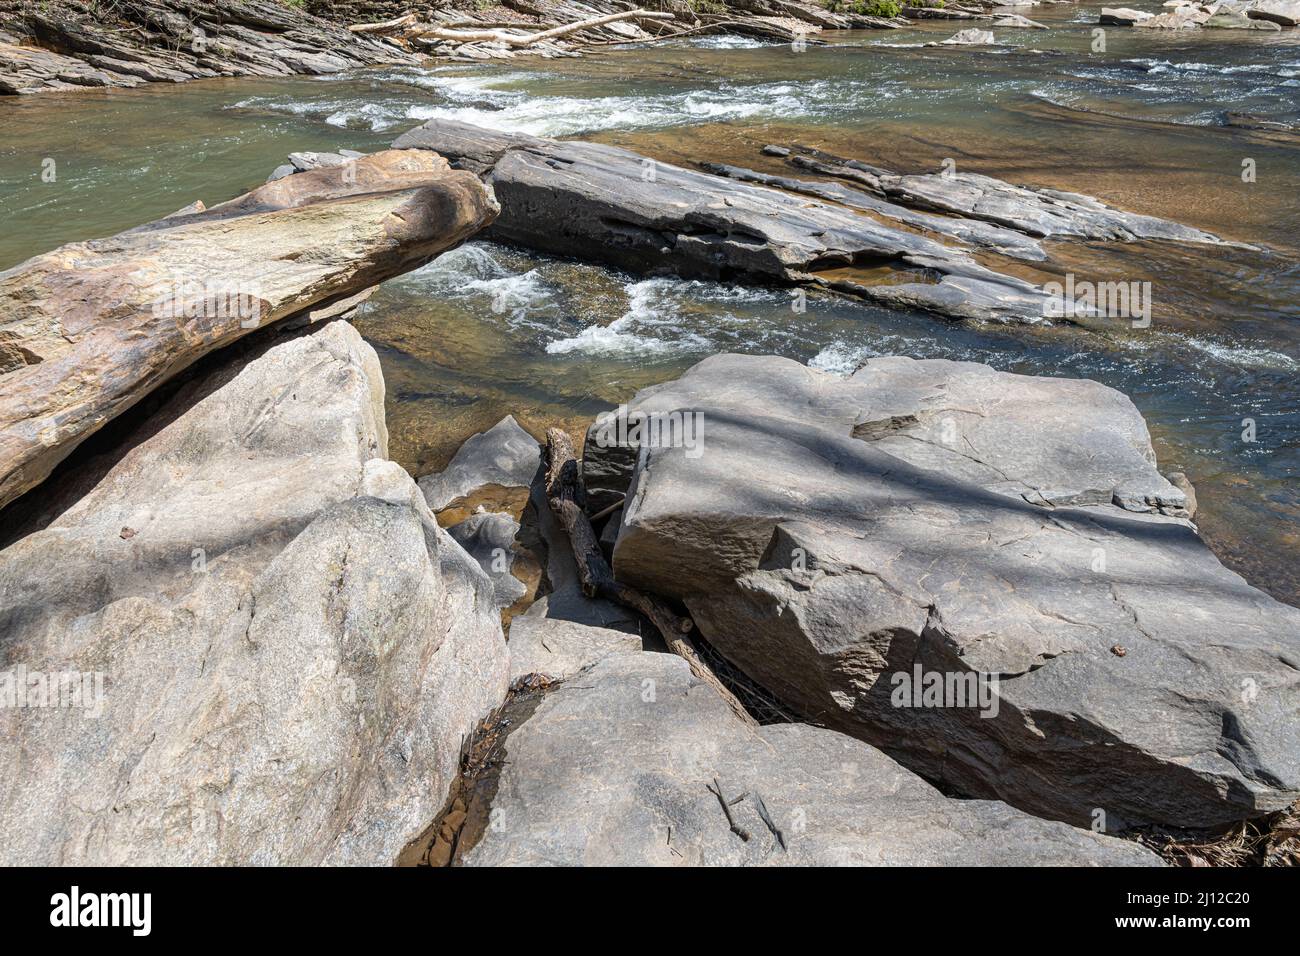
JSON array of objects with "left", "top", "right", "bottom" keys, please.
[{"left": 346, "top": 0, "right": 899, "bottom": 61}]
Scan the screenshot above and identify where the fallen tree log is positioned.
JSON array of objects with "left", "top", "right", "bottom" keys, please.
[
  {"left": 348, "top": 12, "right": 419, "bottom": 34},
  {"left": 0, "top": 149, "right": 498, "bottom": 510},
  {"left": 543, "top": 428, "right": 757, "bottom": 727},
  {"left": 413, "top": 9, "right": 675, "bottom": 46}
]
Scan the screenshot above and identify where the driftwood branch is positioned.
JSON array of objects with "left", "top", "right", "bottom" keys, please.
[
  {"left": 414, "top": 9, "right": 675, "bottom": 47},
  {"left": 543, "top": 428, "right": 757, "bottom": 726},
  {"left": 348, "top": 12, "right": 418, "bottom": 34}
]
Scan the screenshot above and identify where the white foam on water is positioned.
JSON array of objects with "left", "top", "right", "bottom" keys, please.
[
  {"left": 233, "top": 74, "right": 867, "bottom": 136},
  {"left": 1180, "top": 336, "right": 1300, "bottom": 371},
  {"left": 688, "top": 35, "right": 771, "bottom": 49},
  {"left": 808, "top": 341, "right": 878, "bottom": 376},
  {"left": 545, "top": 277, "right": 780, "bottom": 356},
  {"left": 1118, "top": 330, "right": 1300, "bottom": 372}
]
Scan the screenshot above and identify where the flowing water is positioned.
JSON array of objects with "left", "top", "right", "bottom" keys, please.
[{"left": 1, "top": 7, "right": 1297, "bottom": 601}]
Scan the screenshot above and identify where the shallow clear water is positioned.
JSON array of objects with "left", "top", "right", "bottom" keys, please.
[{"left": 1, "top": 7, "right": 1297, "bottom": 601}]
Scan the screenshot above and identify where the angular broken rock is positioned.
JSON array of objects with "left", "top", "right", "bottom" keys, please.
[
  {"left": 0, "top": 321, "right": 510, "bottom": 864},
  {"left": 1245, "top": 0, "right": 1300, "bottom": 24},
  {"left": 464, "top": 654, "right": 1161, "bottom": 865},
  {"left": 0, "top": 149, "right": 498, "bottom": 511},
  {"left": 507, "top": 608, "right": 644, "bottom": 683},
  {"left": 447, "top": 510, "right": 529, "bottom": 610},
  {"left": 394, "top": 120, "right": 1061, "bottom": 324},
  {"left": 1100, "top": 7, "right": 1155, "bottom": 23},
  {"left": 417, "top": 414, "right": 540, "bottom": 513},
  {"left": 594, "top": 354, "right": 1300, "bottom": 830}
]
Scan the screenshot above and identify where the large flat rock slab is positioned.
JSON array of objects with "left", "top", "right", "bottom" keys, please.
[
  {"left": 0, "top": 322, "right": 510, "bottom": 865},
  {"left": 394, "top": 120, "right": 1233, "bottom": 327},
  {"left": 393, "top": 119, "right": 1052, "bottom": 323},
  {"left": 464, "top": 653, "right": 1161, "bottom": 865},
  {"left": 597, "top": 354, "right": 1300, "bottom": 830},
  {"left": 0, "top": 149, "right": 498, "bottom": 511}
]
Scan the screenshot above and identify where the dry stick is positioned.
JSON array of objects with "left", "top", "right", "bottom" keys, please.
[
  {"left": 587, "top": 496, "right": 625, "bottom": 524},
  {"left": 543, "top": 428, "right": 757, "bottom": 726},
  {"left": 413, "top": 10, "right": 676, "bottom": 47},
  {"left": 707, "top": 778, "right": 751, "bottom": 842}
]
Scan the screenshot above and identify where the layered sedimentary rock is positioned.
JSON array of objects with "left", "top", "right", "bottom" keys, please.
[
  {"left": 0, "top": 149, "right": 498, "bottom": 510},
  {"left": 588, "top": 354, "right": 1300, "bottom": 830},
  {"left": 0, "top": 321, "right": 510, "bottom": 865},
  {"left": 0, "top": 0, "right": 416, "bottom": 95},
  {"left": 392, "top": 120, "right": 1231, "bottom": 326}
]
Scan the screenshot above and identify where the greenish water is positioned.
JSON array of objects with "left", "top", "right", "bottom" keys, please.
[{"left": 1, "top": 8, "right": 1297, "bottom": 601}]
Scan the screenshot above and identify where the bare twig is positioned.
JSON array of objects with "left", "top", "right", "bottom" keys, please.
[{"left": 707, "top": 778, "right": 751, "bottom": 842}]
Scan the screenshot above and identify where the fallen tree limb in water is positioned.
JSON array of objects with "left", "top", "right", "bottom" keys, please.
[
  {"left": 413, "top": 9, "right": 675, "bottom": 47},
  {"left": 348, "top": 12, "right": 419, "bottom": 35},
  {"left": 543, "top": 428, "right": 757, "bottom": 727}
]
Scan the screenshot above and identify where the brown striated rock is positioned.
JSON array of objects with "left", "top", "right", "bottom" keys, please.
[{"left": 0, "top": 149, "right": 498, "bottom": 510}]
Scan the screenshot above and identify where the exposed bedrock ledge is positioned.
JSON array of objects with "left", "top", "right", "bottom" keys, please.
[
  {"left": 0, "top": 0, "right": 417, "bottom": 95},
  {"left": 0, "top": 320, "right": 510, "bottom": 865},
  {"left": 586, "top": 354, "right": 1300, "bottom": 831},
  {"left": 391, "top": 119, "right": 1235, "bottom": 326},
  {"left": 0, "top": 148, "right": 499, "bottom": 511}
]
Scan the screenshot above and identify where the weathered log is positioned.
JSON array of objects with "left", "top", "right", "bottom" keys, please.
[
  {"left": 543, "top": 428, "right": 757, "bottom": 726},
  {"left": 413, "top": 9, "right": 674, "bottom": 47},
  {"left": 0, "top": 150, "right": 499, "bottom": 510},
  {"left": 348, "top": 12, "right": 419, "bottom": 34}
]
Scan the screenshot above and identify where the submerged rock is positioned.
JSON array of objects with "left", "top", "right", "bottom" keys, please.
[
  {"left": 0, "top": 149, "right": 498, "bottom": 511},
  {"left": 592, "top": 354, "right": 1300, "bottom": 830},
  {"left": 0, "top": 321, "right": 510, "bottom": 865},
  {"left": 464, "top": 653, "right": 1161, "bottom": 865}
]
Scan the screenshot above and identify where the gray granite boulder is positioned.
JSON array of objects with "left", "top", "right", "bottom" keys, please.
[
  {"left": 596, "top": 354, "right": 1300, "bottom": 830},
  {"left": 418, "top": 415, "right": 540, "bottom": 513},
  {"left": 0, "top": 322, "right": 510, "bottom": 865},
  {"left": 464, "top": 653, "right": 1161, "bottom": 866}
]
